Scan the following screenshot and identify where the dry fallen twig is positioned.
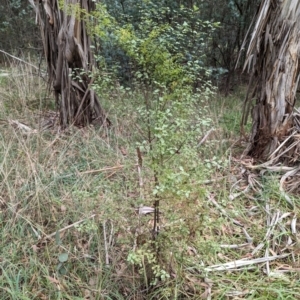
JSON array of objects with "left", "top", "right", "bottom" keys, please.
[
  {"left": 197, "top": 128, "right": 215, "bottom": 147},
  {"left": 103, "top": 220, "right": 110, "bottom": 266},
  {"left": 208, "top": 193, "right": 244, "bottom": 227},
  {"left": 46, "top": 214, "right": 96, "bottom": 239},
  {"left": 279, "top": 166, "right": 300, "bottom": 207},
  {"left": 0, "top": 49, "right": 42, "bottom": 71},
  {"left": 205, "top": 254, "right": 290, "bottom": 272},
  {"left": 8, "top": 119, "right": 37, "bottom": 134}
]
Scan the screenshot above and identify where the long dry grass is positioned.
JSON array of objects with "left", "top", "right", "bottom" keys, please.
[{"left": 0, "top": 63, "right": 300, "bottom": 299}]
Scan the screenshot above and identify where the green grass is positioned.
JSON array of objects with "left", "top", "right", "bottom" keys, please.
[{"left": 0, "top": 64, "right": 300, "bottom": 299}]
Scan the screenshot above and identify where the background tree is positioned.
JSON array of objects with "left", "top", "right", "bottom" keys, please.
[
  {"left": 242, "top": 0, "right": 300, "bottom": 163},
  {"left": 1, "top": 1, "right": 259, "bottom": 93},
  {"left": 96, "top": 0, "right": 259, "bottom": 91},
  {"left": 199, "top": 0, "right": 260, "bottom": 93},
  {"left": 0, "top": 0, "right": 39, "bottom": 62},
  {"left": 29, "top": 0, "right": 108, "bottom": 127}
]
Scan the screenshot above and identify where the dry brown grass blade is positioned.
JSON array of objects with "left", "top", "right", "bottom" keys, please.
[
  {"left": 279, "top": 165, "right": 300, "bottom": 206},
  {"left": 78, "top": 164, "right": 138, "bottom": 175},
  {"left": 46, "top": 214, "right": 96, "bottom": 239}
]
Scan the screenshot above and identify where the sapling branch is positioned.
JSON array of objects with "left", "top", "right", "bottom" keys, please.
[{"left": 136, "top": 147, "right": 144, "bottom": 200}]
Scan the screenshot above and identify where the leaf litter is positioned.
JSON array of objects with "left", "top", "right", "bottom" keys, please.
[{"left": 201, "top": 151, "right": 300, "bottom": 279}]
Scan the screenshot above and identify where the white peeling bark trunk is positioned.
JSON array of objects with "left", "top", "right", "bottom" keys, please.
[{"left": 242, "top": 0, "right": 300, "bottom": 160}]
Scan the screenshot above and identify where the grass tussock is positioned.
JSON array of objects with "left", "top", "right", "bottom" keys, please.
[{"left": 0, "top": 63, "right": 300, "bottom": 299}]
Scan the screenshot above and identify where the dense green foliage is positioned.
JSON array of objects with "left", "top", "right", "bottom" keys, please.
[
  {"left": 1, "top": 0, "right": 259, "bottom": 88},
  {"left": 92, "top": 1, "right": 217, "bottom": 88},
  {"left": 91, "top": 0, "right": 259, "bottom": 88},
  {"left": 0, "top": 0, "right": 38, "bottom": 57},
  {"left": 87, "top": 2, "right": 218, "bottom": 203}
]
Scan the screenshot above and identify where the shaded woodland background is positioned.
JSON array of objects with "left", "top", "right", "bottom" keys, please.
[{"left": 0, "top": 0, "right": 259, "bottom": 92}]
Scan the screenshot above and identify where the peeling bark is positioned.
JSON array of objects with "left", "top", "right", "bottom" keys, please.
[
  {"left": 30, "top": 0, "right": 108, "bottom": 128},
  {"left": 242, "top": 0, "right": 300, "bottom": 160}
]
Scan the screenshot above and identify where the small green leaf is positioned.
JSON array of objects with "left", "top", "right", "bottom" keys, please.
[
  {"left": 58, "top": 253, "right": 68, "bottom": 263},
  {"left": 55, "top": 231, "right": 61, "bottom": 245},
  {"left": 57, "top": 262, "right": 63, "bottom": 271},
  {"left": 58, "top": 264, "right": 68, "bottom": 275}
]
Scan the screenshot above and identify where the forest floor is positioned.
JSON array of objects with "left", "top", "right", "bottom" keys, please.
[{"left": 0, "top": 64, "right": 300, "bottom": 300}]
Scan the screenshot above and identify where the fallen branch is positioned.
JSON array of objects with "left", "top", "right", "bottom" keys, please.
[
  {"left": 268, "top": 131, "right": 298, "bottom": 161},
  {"left": 197, "top": 128, "right": 215, "bottom": 147},
  {"left": 0, "top": 49, "right": 40, "bottom": 71},
  {"left": 279, "top": 166, "right": 300, "bottom": 207},
  {"left": 8, "top": 119, "right": 37, "bottom": 134},
  {"left": 205, "top": 254, "right": 290, "bottom": 272}
]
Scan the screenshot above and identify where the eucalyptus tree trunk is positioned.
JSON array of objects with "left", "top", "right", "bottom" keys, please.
[
  {"left": 242, "top": 0, "right": 300, "bottom": 161},
  {"left": 29, "top": 0, "right": 107, "bottom": 128}
]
